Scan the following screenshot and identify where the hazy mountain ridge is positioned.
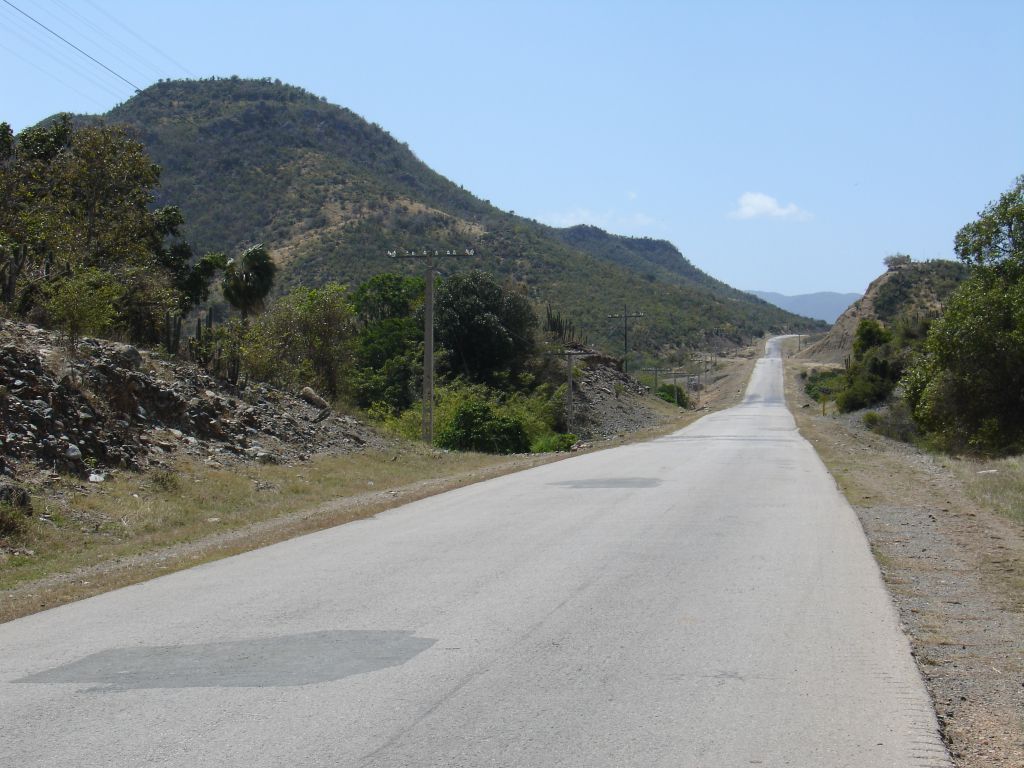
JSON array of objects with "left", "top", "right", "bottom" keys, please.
[
  {"left": 75, "top": 77, "right": 825, "bottom": 354},
  {"left": 747, "top": 290, "right": 863, "bottom": 324}
]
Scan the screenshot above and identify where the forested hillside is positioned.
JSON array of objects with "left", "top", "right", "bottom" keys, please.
[{"left": 80, "top": 77, "right": 823, "bottom": 355}]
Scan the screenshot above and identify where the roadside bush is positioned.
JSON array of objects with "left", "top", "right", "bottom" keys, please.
[
  {"left": 656, "top": 383, "right": 690, "bottom": 408},
  {"left": 868, "top": 401, "right": 920, "bottom": 443},
  {"left": 531, "top": 433, "right": 577, "bottom": 453},
  {"left": 0, "top": 502, "right": 27, "bottom": 539},
  {"left": 243, "top": 283, "right": 356, "bottom": 398},
  {"left": 435, "top": 393, "right": 529, "bottom": 453},
  {"left": 804, "top": 369, "right": 845, "bottom": 402},
  {"left": 862, "top": 411, "right": 881, "bottom": 429}
]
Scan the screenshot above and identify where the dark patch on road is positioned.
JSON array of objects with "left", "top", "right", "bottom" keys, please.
[
  {"left": 550, "top": 477, "right": 661, "bottom": 489},
  {"left": 14, "top": 629, "right": 435, "bottom": 690}
]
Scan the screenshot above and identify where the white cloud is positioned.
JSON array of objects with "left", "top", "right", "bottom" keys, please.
[{"left": 729, "top": 192, "right": 811, "bottom": 221}]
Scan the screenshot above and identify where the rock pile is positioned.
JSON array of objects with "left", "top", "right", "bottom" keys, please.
[{"left": 0, "top": 320, "right": 386, "bottom": 480}]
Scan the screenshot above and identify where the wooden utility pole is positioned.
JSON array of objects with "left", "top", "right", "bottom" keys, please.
[
  {"left": 548, "top": 349, "right": 587, "bottom": 433},
  {"left": 388, "top": 248, "right": 476, "bottom": 443},
  {"left": 607, "top": 304, "right": 644, "bottom": 374}
]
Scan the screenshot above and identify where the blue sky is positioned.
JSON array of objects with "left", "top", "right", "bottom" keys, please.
[{"left": 2, "top": 0, "right": 1022, "bottom": 294}]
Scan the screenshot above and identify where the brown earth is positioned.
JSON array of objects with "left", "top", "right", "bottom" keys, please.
[{"left": 783, "top": 344, "right": 1024, "bottom": 767}]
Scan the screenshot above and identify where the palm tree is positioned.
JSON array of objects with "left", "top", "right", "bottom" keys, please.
[{"left": 222, "top": 243, "right": 276, "bottom": 322}]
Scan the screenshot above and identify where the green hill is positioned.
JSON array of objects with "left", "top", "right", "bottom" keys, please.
[{"left": 79, "top": 77, "right": 824, "bottom": 355}]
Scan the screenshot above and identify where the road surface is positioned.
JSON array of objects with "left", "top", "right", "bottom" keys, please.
[{"left": 1, "top": 337, "right": 950, "bottom": 766}]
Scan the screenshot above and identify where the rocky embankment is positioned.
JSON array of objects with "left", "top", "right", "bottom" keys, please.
[{"left": 0, "top": 320, "right": 385, "bottom": 486}]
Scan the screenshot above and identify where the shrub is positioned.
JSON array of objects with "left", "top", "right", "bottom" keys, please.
[
  {"left": 435, "top": 394, "right": 529, "bottom": 454},
  {"left": 531, "top": 433, "right": 577, "bottom": 453},
  {"left": 862, "top": 411, "right": 881, "bottom": 429},
  {"left": 656, "top": 383, "right": 690, "bottom": 408},
  {"left": 43, "top": 268, "right": 123, "bottom": 348},
  {"left": 0, "top": 502, "right": 27, "bottom": 539},
  {"left": 804, "top": 369, "right": 845, "bottom": 402}
]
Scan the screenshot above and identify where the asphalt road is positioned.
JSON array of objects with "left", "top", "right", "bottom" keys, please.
[{"left": 1, "top": 338, "right": 951, "bottom": 767}]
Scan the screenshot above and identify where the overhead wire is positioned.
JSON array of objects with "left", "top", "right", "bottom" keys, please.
[
  {"left": 45, "top": 0, "right": 164, "bottom": 83},
  {"left": 82, "top": 0, "right": 195, "bottom": 78},
  {"left": 0, "top": 4, "right": 127, "bottom": 100},
  {"left": 0, "top": 37, "right": 109, "bottom": 110},
  {"left": 0, "top": 0, "right": 142, "bottom": 91}
]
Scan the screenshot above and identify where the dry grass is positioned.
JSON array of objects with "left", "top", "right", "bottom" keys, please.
[
  {"left": 951, "top": 455, "right": 1024, "bottom": 525},
  {"left": 0, "top": 447, "right": 551, "bottom": 619}
]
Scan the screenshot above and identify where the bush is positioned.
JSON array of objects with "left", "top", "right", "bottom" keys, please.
[
  {"left": 531, "top": 433, "right": 577, "bottom": 453},
  {"left": 804, "top": 369, "right": 845, "bottom": 402},
  {"left": 862, "top": 411, "right": 880, "bottom": 429},
  {"left": 243, "top": 283, "right": 355, "bottom": 397},
  {"left": 43, "top": 268, "right": 123, "bottom": 348},
  {"left": 835, "top": 373, "right": 891, "bottom": 412},
  {"left": 435, "top": 394, "right": 529, "bottom": 453},
  {"left": 656, "top": 383, "right": 690, "bottom": 408},
  {"left": 0, "top": 502, "right": 27, "bottom": 539}
]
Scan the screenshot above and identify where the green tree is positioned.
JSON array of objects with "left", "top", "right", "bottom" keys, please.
[
  {"left": 435, "top": 270, "right": 536, "bottom": 383},
  {"left": 223, "top": 243, "right": 277, "bottom": 322},
  {"left": 902, "top": 176, "right": 1024, "bottom": 453},
  {"left": 0, "top": 115, "right": 212, "bottom": 344},
  {"left": 243, "top": 283, "right": 355, "bottom": 398},
  {"left": 350, "top": 273, "right": 424, "bottom": 413}
]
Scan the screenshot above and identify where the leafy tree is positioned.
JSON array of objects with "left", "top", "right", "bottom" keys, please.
[
  {"left": 902, "top": 176, "right": 1024, "bottom": 453},
  {"left": 0, "top": 115, "right": 220, "bottom": 344},
  {"left": 884, "top": 253, "right": 912, "bottom": 270},
  {"left": 350, "top": 273, "right": 425, "bottom": 413},
  {"left": 435, "top": 270, "right": 536, "bottom": 383},
  {"left": 353, "top": 272, "right": 423, "bottom": 324},
  {"left": 223, "top": 243, "right": 277, "bottom": 321},
  {"left": 243, "top": 283, "right": 355, "bottom": 398},
  {"left": 852, "top": 318, "right": 892, "bottom": 359}
]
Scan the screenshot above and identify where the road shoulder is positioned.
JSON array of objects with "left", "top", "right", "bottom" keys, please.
[{"left": 782, "top": 349, "right": 1024, "bottom": 767}]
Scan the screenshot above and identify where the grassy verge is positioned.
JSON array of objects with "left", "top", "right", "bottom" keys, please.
[
  {"left": 0, "top": 447, "right": 557, "bottom": 621},
  {"left": 950, "top": 454, "right": 1024, "bottom": 526}
]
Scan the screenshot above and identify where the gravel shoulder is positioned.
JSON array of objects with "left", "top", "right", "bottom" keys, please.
[{"left": 783, "top": 348, "right": 1024, "bottom": 767}]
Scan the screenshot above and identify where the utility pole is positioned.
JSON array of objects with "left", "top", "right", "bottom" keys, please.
[
  {"left": 548, "top": 349, "right": 587, "bottom": 433},
  {"left": 388, "top": 248, "right": 475, "bottom": 443},
  {"left": 607, "top": 304, "right": 644, "bottom": 375},
  {"left": 643, "top": 366, "right": 683, "bottom": 405}
]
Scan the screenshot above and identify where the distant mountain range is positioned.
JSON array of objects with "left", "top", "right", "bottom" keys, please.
[
  {"left": 746, "top": 290, "right": 862, "bottom": 324},
  {"left": 71, "top": 77, "right": 825, "bottom": 355}
]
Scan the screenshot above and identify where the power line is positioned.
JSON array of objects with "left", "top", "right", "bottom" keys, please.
[
  {"left": 0, "top": 6, "right": 127, "bottom": 100},
  {"left": 47, "top": 0, "right": 163, "bottom": 83},
  {"left": 0, "top": 37, "right": 108, "bottom": 110},
  {"left": 1, "top": 0, "right": 142, "bottom": 92},
  {"left": 82, "top": 0, "right": 194, "bottom": 78}
]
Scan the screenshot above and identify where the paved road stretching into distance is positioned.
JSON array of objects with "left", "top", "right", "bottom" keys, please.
[{"left": 2, "top": 338, "right": 951, "bottom": 767}]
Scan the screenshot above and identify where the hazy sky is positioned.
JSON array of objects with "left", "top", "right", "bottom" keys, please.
[{"left": 2, "top": 0, "right": 1022, "bottom": 294}]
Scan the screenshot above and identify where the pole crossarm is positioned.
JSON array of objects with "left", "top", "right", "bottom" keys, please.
[{"left": 387, "top": 247, "right": 478, "bottom": 444}]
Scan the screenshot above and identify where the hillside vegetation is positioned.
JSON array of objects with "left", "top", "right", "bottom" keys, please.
[
  {"left": 85, "top": 77, "right": 823, "bottom": 356},
  {"left": 800, "top": 175, "right": 1024, "bottom": 455}
]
